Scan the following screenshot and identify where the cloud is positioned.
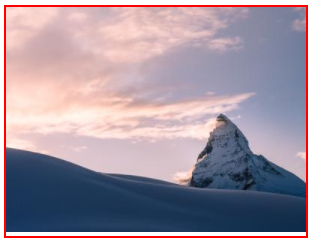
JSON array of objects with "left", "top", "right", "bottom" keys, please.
[
  {"left": 61, "top": 145, "right": 87, "bottom": 153},
  {"left": 6, "top": 7, "right": 253, "bottom": 150},
  {"left": 173, "top": 166, "right": 195, "bottom": 186},
  {"left": 7, "top": 7, "right": 248, "bottom": 63},
  {"left": 97, "top": 7, "right": 248, "bottom": 62},
  {"left": 6, "top": 7, "right": 59, "bottom": 50},
  {"left": 67, "top": 11, "right": 88, "bottom": 22},
  {"left": 292, "top": 7, "right": 306, "bottom": 32},
  {"left": 296, "top": 152, "right": 306, "bottom": 160},
  {"left": 206, "top": 91, "right": 216, "bottom": 95},
  {"left": 7, "top": 92, "right": 255, "bottom": 142},
  {"left": 6, "top": 138, "right": 35, "bottom": 150},
  {"left": 206, "top": 36, "right": 243, "bottom": 52},
  {"left": 6, "top": 138, "right": 48, "bottom": 154}
]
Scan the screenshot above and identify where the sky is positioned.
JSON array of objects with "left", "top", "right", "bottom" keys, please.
[{"left": 6, "top": 7, "right": 307, "bottom": 182}]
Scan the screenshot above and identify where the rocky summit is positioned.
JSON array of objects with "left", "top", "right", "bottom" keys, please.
[{"left": 190, "top": 114, "right": 306, "bottom": 197}]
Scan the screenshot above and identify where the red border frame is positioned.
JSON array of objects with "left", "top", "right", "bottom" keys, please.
[{"left": 3, "top": 4, "right": 308, "bottom": 238}]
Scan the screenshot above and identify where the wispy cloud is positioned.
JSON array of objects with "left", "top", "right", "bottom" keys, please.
[
  {"left": 97, "top": 7, "right": 248, "bottom": 62},
  {"left": 173, "top": 166, "right": 195, "bottom": 186},
  {"left": 292, "top": 7, "right": 306, "bottom": 32},
  {"left": 7, "top": 7, "right": 248, "bottom": 62},
  {"left": 6, "top": 138, "right": 36, "bottom": 150},
  {"left": 206, "top": 36, "right": 243, "bottom": 52},
  {"left": 6, "top": 138, "right": 48, "bottom": 154},
  {"left": 6, "top": 7, "right": 253, "bottom": 150},
  {"left": 61, "top": 145, "right": 88, "bottom": 153},
  {"left": 296, "top": 152, "right": 306, "bottom": 160},
  {"left": 6, "top": 7, "right": 59, "bottom": 51},
  {"left": 7, "top": 92, "right": 255, "bottom": 141}
]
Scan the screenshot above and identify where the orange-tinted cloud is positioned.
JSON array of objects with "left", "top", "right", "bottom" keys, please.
[
  {"left": 6, "top": 7, "right": 253, "bottom": 147},
  {"left": 296, "top": 152, "right": 306, "bottom": 161}
]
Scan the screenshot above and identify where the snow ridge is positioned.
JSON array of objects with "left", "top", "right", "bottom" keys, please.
[
  {"left": 190, "top": 114, "right": 306, "bottom": 197},
  {"left": 6, "top": 148, "right": 306, "bottom": 231}
]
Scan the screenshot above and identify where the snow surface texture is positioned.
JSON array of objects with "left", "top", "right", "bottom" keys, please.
[
  {"left": 7, "top": 148, "right": 306, "bottom": 232},
  {"left": 191, "top": 114, "right": 306, "bottom": 198}
]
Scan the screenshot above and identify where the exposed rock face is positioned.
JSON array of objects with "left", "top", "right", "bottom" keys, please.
[{"left": 190, "top": 114, "right": 306, "bottom": 197}]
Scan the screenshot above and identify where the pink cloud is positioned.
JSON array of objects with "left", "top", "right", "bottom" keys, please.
[
  {"left": 7, "top": 91, "right": 255, "bottom": 142},
  {"left": 6, "top": 7, "right": 59, "bottom": 50},
  {"left": 207, "top": 36, "right": 243, "bottom": 52},
  {"left": 7, "top": 7, "right": 248, "bottom": 63},
  {"left": 6, "top": 138, "right": 48, "bottom": 154},
  {"left": 296, "top": 152, "right": 306, "bottom": 161},
  {"left": 292, "top": 7, "right": 306, "bottom": 32},
  {"left": 97, "top": 7, "right": 248, "bottom": 62},
  {"left": 6, "top": 7, "right": 253, "bottom": 148}
]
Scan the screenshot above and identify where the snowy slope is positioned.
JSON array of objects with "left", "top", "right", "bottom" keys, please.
[
  {"left": 191, "top": 114, "right": 306, "bottom": 198},
  {"left": 6, "top": 148, "right": 306, "bottom": 232}
]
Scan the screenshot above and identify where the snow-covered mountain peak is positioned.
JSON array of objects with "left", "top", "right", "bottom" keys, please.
[
  {"left": 198, "top": 114, "right": 251, "bottom": 162},
  {"left": 213, "top": 114, "right": 245, "bottom": 138},
  {"left": 214, "top": 114, "right": 236, "bottom": 133},
  {"left": 216, "top": 113, "right": 230, "bottom": 123},
  {"left": 189, "top": 114, "right": 306, "bottom": 198}
]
